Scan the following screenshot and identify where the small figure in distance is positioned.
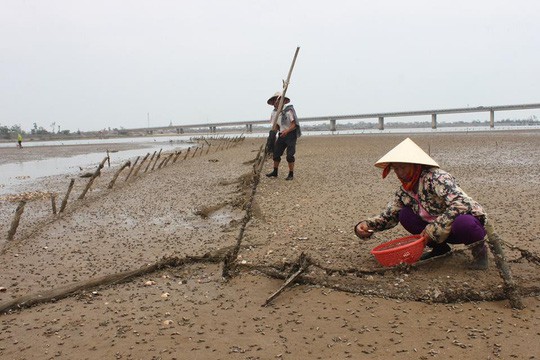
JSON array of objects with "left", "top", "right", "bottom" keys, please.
[{"left": 354, "top": 138, "right": 488, "bottom": 270}]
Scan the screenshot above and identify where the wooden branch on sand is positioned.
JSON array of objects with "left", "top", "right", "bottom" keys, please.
[
  {"left": 485, "top": 220, "right": 524, "bottom": 309},
  {"left": 263, "top": 252, "right": 311, "bottom": 307},
  {"left": 0, "top": 248, "right": 231, "bottom": 314}
]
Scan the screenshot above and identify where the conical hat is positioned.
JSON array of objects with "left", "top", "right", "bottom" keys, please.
[
  {"left": 374, "top": 138, "right": 439, "bottom": 168},
  {"left": 267, "top": 92, "right": 290, "bottom": 105}
]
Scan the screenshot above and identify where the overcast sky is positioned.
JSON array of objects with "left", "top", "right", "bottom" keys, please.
[{"left": 1, "top": 0, "right": 539, "bottom": 132}]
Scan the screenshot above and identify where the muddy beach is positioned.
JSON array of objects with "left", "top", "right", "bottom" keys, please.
[{"left": 0, "top": 132, "right": 539, "bottom": 359}]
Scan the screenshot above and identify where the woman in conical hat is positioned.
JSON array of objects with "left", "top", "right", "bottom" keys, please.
[{"left": 354, "top": 138, "right": 489, "bottom": 269}]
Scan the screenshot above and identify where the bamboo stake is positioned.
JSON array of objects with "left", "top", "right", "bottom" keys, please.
[
  {"left": 107, "top": 160, "right": 131, "bottom": 189},
  {"left": 157, "top": 155, "right": 168, "bottom": 169},
  {"left": 59, "top": 179, "right": 75, "bottom": 213},
  {"left": 172, "top": 151, "right": 182, "bottom": 163},
  {"left": 163, "top": 153, "right": 174, "bottom": 167},
  {"left": 151, "top": 149, "right": 162, "bottom": 171},
  {"left": 484, "top": 221, "right": 524, "bottom": 309},
  {"left": 183, "top": 147, "right": 191, "bottom": 160},
  {"left": 50, "top": 194, "right": 57, "bottom": 215},
  {"left": 78, "top": 156, "right": 108, "bottom": 200},
  {"left": 7, "top": 201, "right": 26, "bottom": 241},
  {"left": 144, "top": 151, "right": 157, "bottom": 172},
  {"left": 132, "top": 153, "right": 150, "bottom": 177},
  {"left": 124, "top": 156, "right": 140, "bottom": 181}
]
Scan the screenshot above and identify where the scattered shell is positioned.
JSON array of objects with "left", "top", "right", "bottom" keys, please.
[
  {"left": 161, "top": 292, "right": 170, "bottom": 298},
  {"left": 0, "top": 287, "right": 7, "bottom": 292},
  {"left": 163, "top": 320, "right": 174, "bottom": 325},
  {"left": 144, "top": 280, "right": 156, "bottom": 286}
]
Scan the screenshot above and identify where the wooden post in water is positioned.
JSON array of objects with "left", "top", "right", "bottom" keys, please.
[
  {"left": 106, "top": 150, "right": 111, "bottom": 167},
  {"left": 108, "top": 160, "right": 131, "bottom": 189},
  {"left": 79, "top": 156, "right": 108, "bottom": 200},
  {"left": 125, "top": 156, "right": 140, "bottom": 181},
  {"left": 50, "top": 194, "right": 57, "bottom": 215},
  {"left": 7, "top": 201, "right": 26, "bottom": 241},
  {"left": 59, "top": 179, "right": 75, "bottom": 213}
]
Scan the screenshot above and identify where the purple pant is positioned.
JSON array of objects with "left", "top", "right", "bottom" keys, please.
[{"left": 399, "top": 206, "right": 486, "bottom": 245}]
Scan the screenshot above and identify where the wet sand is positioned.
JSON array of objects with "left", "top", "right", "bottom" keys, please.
[{"left": 0, "top": 132, "right": 539, "bottom": 359}]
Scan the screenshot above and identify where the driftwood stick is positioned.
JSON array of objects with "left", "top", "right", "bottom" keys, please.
[
  {"left": 485, "top": 221, "right": 524, "bottom": 309},
  {"left": 78, "top": 156, "right": 109, "bottom": 200},
  {"left": 151, "top": 149, "right": 162, "bottom": 171},
  {"left": 206, "top": 144, "right": 211, "bottom": 155},
  {"left": 191, "top": 147, "right": 199, "bottom": 158},
  {"left": 107, "top": 160, "right": 131, "bottom": 189},
  {"left": 125, "top": 156, "right": 140, "bottom": 181},
  {"left": 263, "top": 253, "right": 311, "bottom": 307},
  {"left": 144, "top": 151, "right": 157, "bottom": 172},
  {"left": 7, "top": 201, "right": 26, "bottom": 241},
  {"left": 50, "top": 194, "right": 57, "bottom": 215},
  {"left": 59, "top": 179, "right": 75, "bottom": 213},
  {"left": 132, "top": 153, "right": 150, "bottom": 177}
]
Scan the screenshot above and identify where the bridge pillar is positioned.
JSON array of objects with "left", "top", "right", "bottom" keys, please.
[
  {"left": 330, "top": 119, "right": 336, "bottom": 132},
  {"left": 490, "top": 110, "right": 495, "bottom": 128},
  {"left": 378, "top": 117, "right": 384, "bottom": 131},
  {"left": 431, "top": 114, "right": 437, "bottom": 129}
]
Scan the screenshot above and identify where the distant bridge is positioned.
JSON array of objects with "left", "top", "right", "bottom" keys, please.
[{"left": 132, "top": 103, "right": 540, "bottom": 134}]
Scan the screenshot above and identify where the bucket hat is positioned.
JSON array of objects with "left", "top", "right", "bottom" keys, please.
[
  {"left": 374, "top": 138, "right": 439, "bottom": 169},
  {"left": 267, "top": 92, "right": 290, "bottom": 105}
]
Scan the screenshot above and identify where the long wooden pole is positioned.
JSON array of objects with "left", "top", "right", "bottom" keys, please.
[{"left": 274, "top": 47, "right": 300, "bottom": 125}]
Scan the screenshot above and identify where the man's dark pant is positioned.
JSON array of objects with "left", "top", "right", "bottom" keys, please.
[{"left": 273, "top": 131, "right": 297, "bottom": 163}]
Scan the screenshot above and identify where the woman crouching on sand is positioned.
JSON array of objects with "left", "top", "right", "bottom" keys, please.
[{"left": 354, "top": 138, "right": 489, "bottom": 270}]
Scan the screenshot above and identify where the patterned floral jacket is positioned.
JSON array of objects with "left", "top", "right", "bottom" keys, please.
[{"left": 364, "top": 167, "right": 486, "bottom": 243}]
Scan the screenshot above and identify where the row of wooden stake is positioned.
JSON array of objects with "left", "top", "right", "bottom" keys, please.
[{"left": 5, "top": 136, "right": 245, "bottom": 243}]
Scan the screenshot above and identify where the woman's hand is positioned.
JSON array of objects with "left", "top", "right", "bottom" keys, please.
[{"left": 354, "top": 221, "right": 374, "bottom": 239}]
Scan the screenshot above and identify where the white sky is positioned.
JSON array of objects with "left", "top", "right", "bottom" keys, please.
[{"left": 1, "top": 0, "right": 539, "bottom": 132}]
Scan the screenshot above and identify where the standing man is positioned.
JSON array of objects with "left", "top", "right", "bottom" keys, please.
[
  {"left": 17, "top": 133, "right": 23, "bottom": 148},
  {"left": 265, "top": 92, "right": 300, "bottom": 180}
]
